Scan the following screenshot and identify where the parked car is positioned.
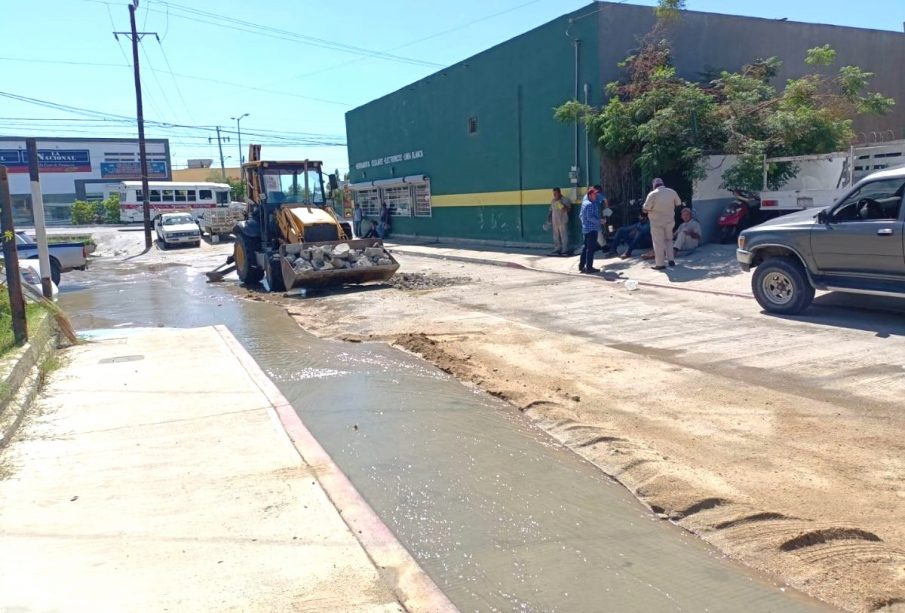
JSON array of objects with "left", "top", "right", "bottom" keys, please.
[
  {"left": 0, "top": 259, "right": 59, "bottom": 301},
  {"left": 736, "top": 166, "right": 905, "bottom": 314},
  {"left": 155, "top": 213, "right": 201, "bottom": 249},
  {"left": 15, "top": 231, "right": 88, "bottom": 286}
]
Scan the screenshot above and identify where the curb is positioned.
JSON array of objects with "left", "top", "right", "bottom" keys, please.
[
  {"left": 213, "top": 325, "right": 456, "bottom": 613},
  {"left": 0, "top": 312, "right": 58, "bottom": 449},
  {"left": 387, "top": 247, "right": 753, "bottom": 300}
]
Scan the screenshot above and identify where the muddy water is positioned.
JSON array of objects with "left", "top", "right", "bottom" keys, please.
[{"left": 60, "top": 261, "right": 826, "bottom": 612}]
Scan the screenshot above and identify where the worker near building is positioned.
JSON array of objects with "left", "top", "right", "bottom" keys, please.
[
  {"left": 642, "top": 178, "right": 682, "bottom": 269},
  {"left": 378, "top": 203, "right": 391, "bottom": 238},
  {"left": 548, "top": 187, "right": 573, "bottom": 256},
  {"left": 578, "top": 184, "right": 606, "bottom": 274},
  {"left": 352, "top": 203, "right": 364, "bottom": 237},
  {"left": 673, "top": 207, "right": 702, "bottom": 256}
]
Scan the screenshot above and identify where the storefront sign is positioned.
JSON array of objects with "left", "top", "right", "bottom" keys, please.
[
  {"left": 354, "top": 149, "right": 423, "bottom": 171},
  {"left": 0, "top": 149, "right": 92, "bottom": 173},
  {"left": 100, "top": 161, "right": 168, "bottom": 179}
]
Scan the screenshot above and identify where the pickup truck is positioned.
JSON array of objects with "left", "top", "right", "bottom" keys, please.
[
  {"left": 737, "top": 166, "right": 905, "bottom": 314},
  {"left": 14, "top": 232, "right": 88, "bottom": 286}
]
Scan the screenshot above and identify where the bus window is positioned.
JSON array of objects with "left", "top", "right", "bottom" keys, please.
[
  {"left": 199, "top": 189, "right": 213, "bottom": 201},
  {"left": 175, "top": 190, "right": 187, "bottom": 203},
  {"left": 162, "top": 190, "right": 174, "bottom": 202},
  {"left": 217, "top": 191, "right": 229, "bottom": 204},
  {"left": 137, "top": 190, "right": 144, "bottom": 201},
  {"left": 186, "top": 190, "right": 196, "bottom": 202},
  {"left": 150, "top": 190, "right": 161, "bottom": 203}
]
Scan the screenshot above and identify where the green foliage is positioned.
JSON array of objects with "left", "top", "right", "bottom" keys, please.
[
  {"left": 805, "top": 44, "right": 836, "bottom": 67},
  {"left": 225, "top": 177, "right": 245, "bottom": 201},
  {"left": 556, "top": 31, "right": 895, "bottom": 195},
  {"left": 70, "top": 200, "right": 96, "bottom": 225},
  {"left": 103, "top": 193, "right": 120, "bottom": 223},
  {"left": 654, "top": 0, "right": 686, "bottom": 22}
]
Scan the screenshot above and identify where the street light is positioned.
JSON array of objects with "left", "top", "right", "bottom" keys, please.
[{"left": 231, "top": 113, "right": 249, "bottom": 165}]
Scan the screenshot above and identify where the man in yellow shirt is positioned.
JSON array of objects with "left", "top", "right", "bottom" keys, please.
[
  {"left": 548, "top": 187, "right": 572, "bottom": 255},
  {"left": 641, "top": 178, "right": 682, "bottom": 269}
]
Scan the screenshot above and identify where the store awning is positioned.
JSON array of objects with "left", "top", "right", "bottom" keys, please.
[{"left": 350, "top": 175, "right": 428, "bottom": 190}]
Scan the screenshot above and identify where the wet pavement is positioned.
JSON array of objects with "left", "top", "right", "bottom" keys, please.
[{"left": 59, "top": 258, "right": 828, "bottom": 612}]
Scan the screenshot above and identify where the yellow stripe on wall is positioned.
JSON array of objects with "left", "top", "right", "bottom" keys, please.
[{"left": 432, "top": 188, "right": 589, "bottom": 207}]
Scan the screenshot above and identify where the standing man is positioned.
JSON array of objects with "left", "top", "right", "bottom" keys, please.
[
  {"left": 642, "top": 178, "right": 682, "bottom": 270},
  {"left": 352, "top": 202, "right": 364, "bottom": 237},
  {"left": 377, "top": 202, "right": 391, "bottom": 239},
  {"left": 548, "top": 187, "right": 572, "bottom": 256},
  {"left": 578, "top": 184, "right": 606, "bottom": 274}
]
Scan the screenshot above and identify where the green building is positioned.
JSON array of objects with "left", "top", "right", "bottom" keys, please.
[{"left": 345, "top": 2, "right": 905, "bottom": 245}]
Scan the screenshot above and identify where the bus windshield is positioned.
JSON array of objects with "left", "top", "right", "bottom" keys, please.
[{"left": 262, "top": 168, "right": 325, "bottom": 205}]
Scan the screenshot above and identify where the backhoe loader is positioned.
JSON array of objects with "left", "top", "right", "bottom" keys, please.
[{"left": 209, "top": 145, "right": 398, "bottom": 291}]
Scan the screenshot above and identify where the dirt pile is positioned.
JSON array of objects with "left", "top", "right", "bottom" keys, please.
[{"left": 387, "top": 272, "right": 472, "bottom": 291}]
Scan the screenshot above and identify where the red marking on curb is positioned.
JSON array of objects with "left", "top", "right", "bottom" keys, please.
[{"left": 213, "top": 325, "right": 457, "bottom": 613}]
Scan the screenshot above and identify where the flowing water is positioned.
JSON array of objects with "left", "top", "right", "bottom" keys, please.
[{"left": 60, "top": 259, "right": 827, "bottom": 612}]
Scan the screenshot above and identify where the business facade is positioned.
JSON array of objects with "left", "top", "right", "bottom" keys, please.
[
  {"left": 0, "top": 137, "right": 171, "bottom": 224},
  {"left": 345, "top": 2, "right": 905, "bottom": 245}
]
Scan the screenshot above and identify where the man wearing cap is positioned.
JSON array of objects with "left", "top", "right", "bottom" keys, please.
[
  {"left": 578, "top": 184, "right": 606, "bottom": 273},
  {"left": 642, "top": 178, "right": 682, "bottom": 269}
]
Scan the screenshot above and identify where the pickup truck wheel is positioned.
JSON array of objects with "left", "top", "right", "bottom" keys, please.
[
  {"left": 752, "top": 257, "right": 815, "bottom": 315},
  {"left": 234, "top": 234, "right": 263, "bottom": 285}
]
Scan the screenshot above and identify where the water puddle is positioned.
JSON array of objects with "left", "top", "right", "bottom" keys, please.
[{"left": 60, "top": 261, "right": 826, "bottom": 612}]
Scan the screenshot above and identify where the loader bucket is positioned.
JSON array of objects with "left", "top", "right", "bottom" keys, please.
[{"left": 279, "top": 238, "right": 399, "bottom": 289}]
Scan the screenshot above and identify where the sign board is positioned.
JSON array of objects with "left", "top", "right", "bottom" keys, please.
[
  {"left": 354, "top": 149, "right": 424, "bottom": 171},
  {"left": 100, "top": 161, "right": 169, "bottom": 179},
  {"left": 0, "top": 149, "right": 92, "bottom": 173}
]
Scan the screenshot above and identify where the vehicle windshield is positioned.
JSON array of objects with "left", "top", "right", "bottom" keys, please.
[
  {"left": 163, "top": 215, "right": 194, "bottom": 225},
  {"left": 262, "top": 168, "right": 325, "bottom": 205}
]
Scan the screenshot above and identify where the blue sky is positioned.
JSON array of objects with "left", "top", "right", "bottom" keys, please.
[{"left": 1, "top": 0, "right": 902, "bottom": 174}]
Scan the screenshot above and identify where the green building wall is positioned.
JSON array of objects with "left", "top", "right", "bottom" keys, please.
[{"left": 345, "top": 4, "right": 601, "bottom": 245}]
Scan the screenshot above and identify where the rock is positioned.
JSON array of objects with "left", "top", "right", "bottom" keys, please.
[
  {"left": 333, "top": 243, "right": 351, "bottom": 256},
  {"left": 376, "top": 258, "right": 392, "bottom": 266},
  {"left": 364, "top": 247, "right": 385, "bottom": 258}
]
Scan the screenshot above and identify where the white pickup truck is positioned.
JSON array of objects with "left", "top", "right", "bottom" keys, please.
[
  {"left": 197, "top": 203, "right": 245, "bottom": 243},
  {"left": 14, "top": 232, "right": 88, "bottom": 286}
]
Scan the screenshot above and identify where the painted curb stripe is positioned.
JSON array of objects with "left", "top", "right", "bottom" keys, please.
[{"left": 213, "top": 325, "right": 457, "bottom": 613}]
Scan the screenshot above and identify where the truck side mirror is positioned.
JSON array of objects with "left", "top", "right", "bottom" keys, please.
[
  {"left": 328, "top": 174, "right": 339, "bottom": 191},
  {"left": 817, "top": 210, "right": 829, "bottom": 224}
]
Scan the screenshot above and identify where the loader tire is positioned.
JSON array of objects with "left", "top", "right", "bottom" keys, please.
[
  {"left": 235, "top": 234, "right": 263, "bottom": 285},
  {"left": 266, "top": 257, "right": 286, "bottom": 293}
]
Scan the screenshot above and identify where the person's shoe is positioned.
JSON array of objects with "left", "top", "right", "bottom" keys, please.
[
  {"left": 668, "top": 260, "right": 676, "bottom": 267},
  {"left": 549, "top": 250, "right": 562, "bottom": 256},
  {"left": 578, "top": 266, "right": 585, "bottom": 273},
  {"left": 619, "top": 252, "right": 630, "bottom": 260},
  {"left": 651, "top": 265, "right": 666, "bottom": 270},
  {"left": 583, "top": 267, "right": 600, "bottom": 274}
]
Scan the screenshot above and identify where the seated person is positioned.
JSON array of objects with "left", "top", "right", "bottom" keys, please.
[
  {"left": 673, "top": 207, "right": 702, "bottom": 255},
  {"left": 603, "top": 212, "right": 651, "bottom": 258}
]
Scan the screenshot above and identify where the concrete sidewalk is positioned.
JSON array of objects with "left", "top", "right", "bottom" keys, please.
[
  {"left": 386, "top": 239, "right": 752, "bottom": 296},
  {"left": 0, "top": 327, "right": 450, "bottom": 612}
]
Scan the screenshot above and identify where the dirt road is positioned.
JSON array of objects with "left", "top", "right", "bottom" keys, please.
[{"left": 77, "top": 229, "right": 905, "bottom": 611}]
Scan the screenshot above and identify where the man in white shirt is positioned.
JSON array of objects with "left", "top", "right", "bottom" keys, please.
[
  {"left": 641, "top": 178, "right": 682, "bottom": 269},
  {"left": 673, "top": 207, "right": 702, "bottom": 256}
]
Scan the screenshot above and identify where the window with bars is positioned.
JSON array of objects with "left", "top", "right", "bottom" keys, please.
[
  {"left": 356, "top": 188, "right": 381, "bottom": 217},
  {"left": 413, "top": 181, "right": 432, "bottom": 217},
  {"left": 383, "top": 185, "right": 412, "bottom": 217}
]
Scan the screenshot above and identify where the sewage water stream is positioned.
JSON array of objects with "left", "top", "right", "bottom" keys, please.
[{"left": 60, "top": 260, "right": 826, "bottom": 612}]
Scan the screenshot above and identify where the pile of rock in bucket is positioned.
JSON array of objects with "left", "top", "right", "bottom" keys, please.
[{"left": 285, "top": 242, "right": 394, "bottom": 273}]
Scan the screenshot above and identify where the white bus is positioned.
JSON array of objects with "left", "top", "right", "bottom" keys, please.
[{"left": 118, "top": 181, "right": 232, "bottom": 223}]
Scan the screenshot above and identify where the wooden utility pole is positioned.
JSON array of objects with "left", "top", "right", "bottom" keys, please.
[
  {"left": 26, "top": 139, "right": 54, "bottom": 298},
  {"left": 114, "top": 2, "right": 157, "bottom": 249},
  {"left": 209, "top": 127, "right": 230, "bottom": 180},
  {"left": 0, "top": 166, "right": 28, "bottom": 345}
]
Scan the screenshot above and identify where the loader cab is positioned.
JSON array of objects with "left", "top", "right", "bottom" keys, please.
[{"left": 259, "top": 162, "right": 326, "bottom": 207}]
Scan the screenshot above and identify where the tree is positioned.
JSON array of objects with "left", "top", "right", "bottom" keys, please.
[
  {"left": 206, "top": 173, "right": 245, "bottom": 201},
  {"left": 554, "top": 1, "right": 894, "bottom": 200}
]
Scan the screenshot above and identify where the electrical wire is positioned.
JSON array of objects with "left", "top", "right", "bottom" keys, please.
[{"left": 154, "top": 37, "right": 196, "bottom": 123}]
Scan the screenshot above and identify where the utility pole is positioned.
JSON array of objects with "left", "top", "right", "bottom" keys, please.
[
  {"left": 210, "top": 127, "right": 230, "bottom": 180},
  {"left": 114, "top": 2, "right": 157, "bottom": 250},
  {"left": 231, "top": 113, "right": 249, "bottom": 165},
  {"left": 0, "top": 166, "right": 28, "bottom": 345},
  {"left": 25, "top": 139, "right": 53, "bottom": 298}
]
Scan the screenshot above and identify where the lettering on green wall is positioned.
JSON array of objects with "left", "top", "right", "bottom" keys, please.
[{"left": 354, "top": 150, "right": 424, "bottom": 170}]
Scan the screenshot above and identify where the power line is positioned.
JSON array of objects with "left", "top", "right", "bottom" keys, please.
[
  {"left": 145, "top": 0, "right": 444, "bottom": 68},
  {"left": 154, "top": 37, "right": 196, "bottom": 123}
]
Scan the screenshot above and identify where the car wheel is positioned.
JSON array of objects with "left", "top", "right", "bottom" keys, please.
[
  {"left": 751, "top": 257, "right": 815, "bottom": 315},
  {"left": 49, "top": 257, "right": 61, "bottom": 287},
  {"left": 234, "top": 233, "right": 263, "bottom": 284},
  {"left": 159, "top": 237, "right": 168, "bottom": 250},
  {"left": 194, "top": 241, "right": 201, "bottom": 248}
]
